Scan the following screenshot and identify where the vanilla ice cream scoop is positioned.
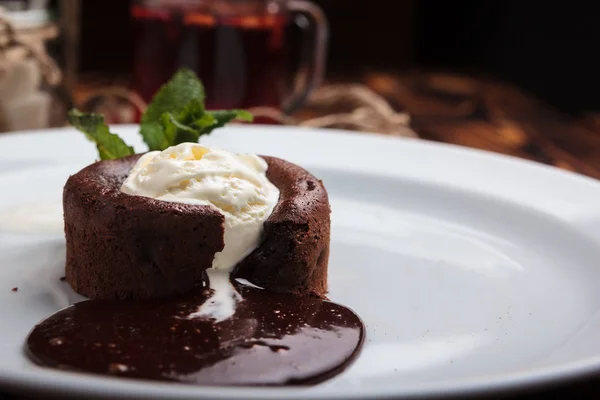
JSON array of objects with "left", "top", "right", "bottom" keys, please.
[{"left": 121, "top": 142, "right": 280, "bottom": 272}]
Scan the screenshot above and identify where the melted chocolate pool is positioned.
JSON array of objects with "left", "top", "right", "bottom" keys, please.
[{"left": 25, "top": 283, "right": 364, "bottom": 386}]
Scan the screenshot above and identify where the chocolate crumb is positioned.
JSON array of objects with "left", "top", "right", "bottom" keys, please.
[
  {"left": 11, "top": 287, "right": 17, "bottom": 292},
  {"left": 59, "top": 276, "right": 66, "bottom": 281}
]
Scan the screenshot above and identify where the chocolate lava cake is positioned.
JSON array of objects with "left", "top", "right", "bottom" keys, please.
[{"left": 63, "top": 153, "right": 330, "bottom": 300}]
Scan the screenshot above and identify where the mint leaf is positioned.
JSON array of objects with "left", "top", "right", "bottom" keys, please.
[
  {"left": 161, "top": 113, "right": 206, "bottom": 145},
  {"left": 141, "top": 68, "right": 205, "bottom": 122},
  {"left": 140, "top": 68, "right": 205, "bottom": 150},
  {"left": 206, "top": 110, "right": 253, "bottom": 130},
  {"left": 161, "top": 99, "right": 254, "bottom": 145},
  {"left": 161, "top": 98, "right": 212, "bottom": 145},
  {"left": 138, "top": 122, "right": 172, "bottom": 153},
  {"left": 68, "top": 109, "right": 134, "bottom": 160}
]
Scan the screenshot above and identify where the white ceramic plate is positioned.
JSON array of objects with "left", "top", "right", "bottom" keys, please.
[{"left": 2, "top": 125, "right": 600, "bottom": 399}]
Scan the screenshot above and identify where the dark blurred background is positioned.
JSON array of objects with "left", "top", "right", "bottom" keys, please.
[{"left": 74, "top": 0, "right": 600, "bottom": 116}]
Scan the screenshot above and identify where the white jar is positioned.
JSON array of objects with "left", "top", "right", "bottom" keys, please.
[{"left": 0, "top": 5, "right": 61, "bottom": 132}]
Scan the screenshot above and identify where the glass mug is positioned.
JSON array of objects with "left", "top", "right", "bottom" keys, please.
[{"left": 131, "top": 0, "right": 328, "bottom": 114}]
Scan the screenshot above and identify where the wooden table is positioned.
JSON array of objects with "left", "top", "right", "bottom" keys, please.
[
  {"left": 363, "top": 71, "right": 600, "bottom": 180},
  {"left": 6, "top": 72, "right": 600, "bottom": 399}
]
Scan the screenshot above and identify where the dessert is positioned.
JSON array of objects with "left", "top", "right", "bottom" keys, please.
[
  {"left": 25, "top": 68, "right": 364, "bottom": 387},
  {"left": 63, "top": 144, "right": 330, "bottom": 301}
]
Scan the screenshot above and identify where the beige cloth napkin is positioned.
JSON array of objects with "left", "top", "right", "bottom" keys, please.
[{"left": 249, "top": 84, "right": 416, "bottom": 138}]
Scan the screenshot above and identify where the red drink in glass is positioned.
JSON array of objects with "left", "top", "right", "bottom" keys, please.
[{"left": 131, "top": 0, "right": 327, "bottom": 114}]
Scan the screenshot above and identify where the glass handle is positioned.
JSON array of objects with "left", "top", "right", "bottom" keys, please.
[{"left": 283, "top": 0, "right": 329, "bottom": 114}]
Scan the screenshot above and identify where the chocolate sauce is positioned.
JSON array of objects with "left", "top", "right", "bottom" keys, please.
[{"left": 25, "top": 283, "right": 364, "bottom": 386}]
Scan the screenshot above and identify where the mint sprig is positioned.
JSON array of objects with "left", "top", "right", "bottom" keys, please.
[{"left": 68, "top": 68, "right": 253, "bottom": 160}]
